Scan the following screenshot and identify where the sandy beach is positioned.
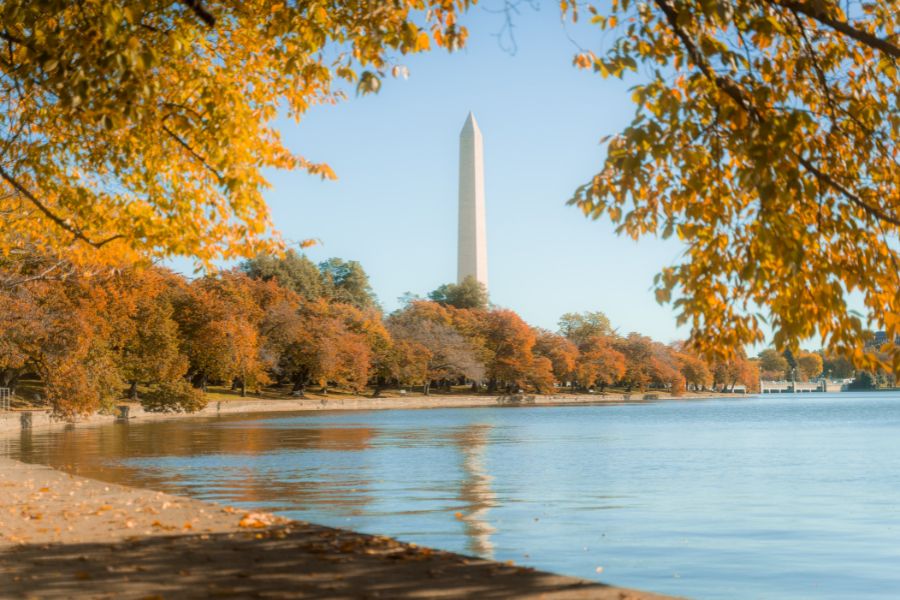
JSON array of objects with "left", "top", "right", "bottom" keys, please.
[{"left": 0, "top": 455, "right": 677, "bottom": 599}]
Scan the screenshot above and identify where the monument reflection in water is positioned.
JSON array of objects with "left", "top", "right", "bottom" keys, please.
[
  {"left": 11, "top": 412, "right": 498, "bottom": 558},
  {"left": 453, "top": 424, "right": 496, "bottom": 557}
]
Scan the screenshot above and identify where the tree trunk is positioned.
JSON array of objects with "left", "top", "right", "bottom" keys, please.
[
  {"left": 240, "top": 380, "right": 246, "bottom": 397},
  {"left": 129, "top": 381, "right": 138, "bottom": 400},
  {"left": 423, "top": 381, "right": 431, "bottom": 396},
  {"left": 0, "top": 368, "right": 22, "bottom": 393},
  {"left": 291, "top": 374, "right": 308, "bottom": 398}
]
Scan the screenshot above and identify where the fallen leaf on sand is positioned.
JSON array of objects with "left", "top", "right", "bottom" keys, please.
[{"left": 239, "top": 513, "right": 276, "bottom": 529}]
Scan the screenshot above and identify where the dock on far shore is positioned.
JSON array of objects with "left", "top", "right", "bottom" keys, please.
[{"left": 759, "top": 380, "right": 846, "bottom": 393}]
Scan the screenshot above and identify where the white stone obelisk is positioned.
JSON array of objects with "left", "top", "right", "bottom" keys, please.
[{"left": 458, "top": 112, "right": 488, "bottom": 289}]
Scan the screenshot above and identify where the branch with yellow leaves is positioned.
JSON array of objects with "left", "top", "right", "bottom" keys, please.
[
  {"left": 652, "top": 0, "right": 900, "bottom": 228},
  {"left": 766, "top": 0, "right": 900, "bottom": 59},
  {"left": 0, "top": 165, "right": 123, "bottom": 248}
]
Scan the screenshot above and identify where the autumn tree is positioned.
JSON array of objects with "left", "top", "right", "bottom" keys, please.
[
  {"left": 797, "top": 351, "right": 824, "bottom": 381},
  {"left": 268, "top": 299, "right": 373, "bottom": 395},
  {"left": 613, "top": 333, "right": 684, "bottom": 392},
  {"left": 649, "top": 344, "right": 685, "bottom": 394},
  {"left": 527, "top": 356, "right": 557, "bottom": 394},
  {"left": 429, "top": 276, "right": 489, "bottom": 310},
  {"left": 758, "top": 349, "right": 790, "bottom": 380},
  {"left": 557, "top": 311, "right": 626, "bottom": 391},
  {"left": 533, "top": 329, "right": 579, "bottom": 383},
  {"left": 116, "top": 269, "right": 188, "bottom": 400},
  {"left": 480, "top": 309, "right": 538, "bottom": 392},
  {"left": 569, "top": 0, "right": 900, "bottom": 369},
  {"left": 0, "top": 277, "right": 48, "bottom": 392},
  {"left": 375, "top": 338, "right": 432, "bottom": 394},
  {"left": 713, "top": 353, "right": 760, "bottom": 392},
  {"left": 0, "top": 1, "right": 470, "bottom": 267},
  {"left": 388, "top": 301, "right": 484, "bottom": 394},
  {"left": 574, "top": 335, "right": 626, "bottom": 391},
  {"left": 673, "top": 347, "right": 712, "bottom": 391},
  {"left": 24, "top": 271, "right": 125, "bottom": 416},
  {"left": 558, "top": 311, "right": 614, "bottom": 347},
  {"left": 172, "top": 273, "right": 270, "bottom": 395},
  {"left": 330, "top": 301, "right": 391, "bottom": 391}
]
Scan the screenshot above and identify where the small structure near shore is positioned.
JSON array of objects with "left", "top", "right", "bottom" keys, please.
[{"left": 760, "top": 380, "right": 846, "bottom": 393}]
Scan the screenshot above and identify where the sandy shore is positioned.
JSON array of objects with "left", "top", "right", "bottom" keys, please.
[
  {"left": 0, "top": 390, "right": 732, "bottom": 437},
  {"left": 0, "top": 456, "right": 678, "bottom": 599}
]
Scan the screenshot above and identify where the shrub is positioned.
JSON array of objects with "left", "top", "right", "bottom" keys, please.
[{"left": 141, "top": 379, "right": 207, "bottom": 413}]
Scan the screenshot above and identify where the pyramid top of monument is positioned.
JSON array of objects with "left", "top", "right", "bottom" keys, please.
[{"left": 461, "top": 111, "right": 481, "bottom": 136}]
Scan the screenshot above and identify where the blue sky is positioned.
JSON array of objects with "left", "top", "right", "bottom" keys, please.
[{"left": 179, "top": 3, "right": 694, "bottom": 342}]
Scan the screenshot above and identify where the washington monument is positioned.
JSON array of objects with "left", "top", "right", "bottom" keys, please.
[{"left": 458, "top": 112, "right": 488, "bottom": 290}]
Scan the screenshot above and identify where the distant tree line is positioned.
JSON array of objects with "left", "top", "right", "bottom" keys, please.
[
  {"left": 756, "top": 347, "right": 890, "bottom": 388},
  {"left": 0, "top": 251, "right": 763, "bottom": 417}
]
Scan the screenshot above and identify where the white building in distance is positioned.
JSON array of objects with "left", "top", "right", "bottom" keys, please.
[{"left": 457, "top": 112, "right": 488, "bottom": 290}]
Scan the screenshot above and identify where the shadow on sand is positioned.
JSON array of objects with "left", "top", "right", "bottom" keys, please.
[{"left": 2, "top": 522, "right": 670, "bottom": 599}]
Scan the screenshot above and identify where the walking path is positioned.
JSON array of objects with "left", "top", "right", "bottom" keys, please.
[
  {"left": 0, "top": 391, "right": 725, "bottom": 436},
  {"left": 0, "top": 456, "right": 678, "bottom": 599}
]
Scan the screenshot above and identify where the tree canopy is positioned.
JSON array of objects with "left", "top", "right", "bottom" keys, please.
[
  {"left": 568, "top": 0, "right": 900, "bottom": 368},
  {"left": 240, "top": 250, "right": 327, "bottom": 301},
  {"left": 0, "top": 254, "right": 773, "bottom": 416},
  {"left": 428, "top": 276, "right": 489, "bottom": 310},
  {"left": 242, "top": 252, "right": 378, "bottom": 309},
  {"left": 7, "top": 0, "right": 899, "bottom": 370},
  {"left": 0, "top": 0, "right": 469, "bottom": 266}
]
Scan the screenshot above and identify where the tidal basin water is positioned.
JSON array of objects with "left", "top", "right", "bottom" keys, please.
[{"left": 7, "top": 393, "right": 900, "bottom": 599}]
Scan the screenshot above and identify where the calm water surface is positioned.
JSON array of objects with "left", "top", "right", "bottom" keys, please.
[{"left": 6, "top": 393, "right": 900, "bottom": 599}]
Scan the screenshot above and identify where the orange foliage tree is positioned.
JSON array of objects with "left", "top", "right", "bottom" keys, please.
[
  {"left": 388, "top": 301, "right": 484, "bottom": 395},
  {"left": 533, "top": 330, "right": 579, "bottom": 384},
  {"left": 480, "top": 309, "right": 538, "bottom": 393}
]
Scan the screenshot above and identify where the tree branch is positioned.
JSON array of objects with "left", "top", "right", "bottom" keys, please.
[
  {"left": 162, "top": 124, "right": 224, "bottom": 181},
  {"left": 0, "top": 165, "right": 123, "bottom": 248},
  {"left": 768, "top": 0, "right": 900, "bottom": 59},
  {"left": 180, "top": 0, "right": 216, "bottom": 27},
  {"left": 652, "top": 0, "right": 900, "bottom": 227}
]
